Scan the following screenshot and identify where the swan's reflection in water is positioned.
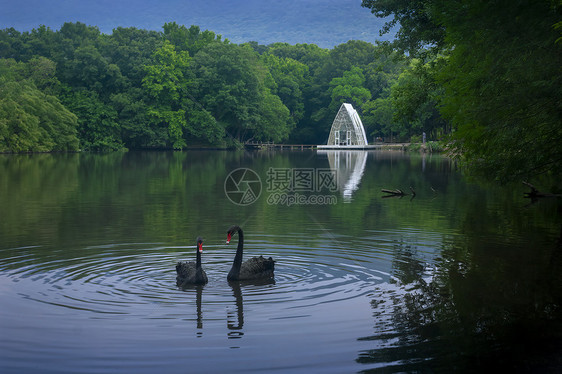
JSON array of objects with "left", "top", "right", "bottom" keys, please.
[
  {"left": 178, "top": 279, "right": 276, "bottom": 341},
  {"left": 178, "top": 283, "right": 205, "bottom": 336},
  {"left": 195, "top": 284, "right": 203, "bottom": 331},
  {"left": 227, "top": 279, "right": 275, "bottom": 341},
  {"left": 227, "top": 281, "right": 244, "bottom": 340}
]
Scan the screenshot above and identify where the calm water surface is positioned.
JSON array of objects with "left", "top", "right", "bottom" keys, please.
[{"left": 1, "top": 151, "right": 561, "bottom": 373}]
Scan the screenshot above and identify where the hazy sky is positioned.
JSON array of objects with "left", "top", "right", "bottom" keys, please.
[{"left": 0, "top": 0, "right": 392, "bottom": 47}]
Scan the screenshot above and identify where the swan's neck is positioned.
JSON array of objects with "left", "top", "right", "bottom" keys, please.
[
  {"left": 195, "top": 246, "right": 205, "bottom": 281},
  {"left": 229, "top": 228, "right": 244, "bottom": 278},
  {"left": 196, "top": 247, "right": 202, "bottom": 269}
]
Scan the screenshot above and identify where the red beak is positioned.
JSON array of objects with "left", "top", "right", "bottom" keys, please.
[
  {"left": 198, "top": 242, "right": 203, "bottom": 253},
  {"left": 226, "top": 232, "right": 231, "bottom": 244}
]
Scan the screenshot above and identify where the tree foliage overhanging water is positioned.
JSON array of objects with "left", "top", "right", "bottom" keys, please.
[{"left": 360, "top": 0, "right": 562, "bottom": 183}]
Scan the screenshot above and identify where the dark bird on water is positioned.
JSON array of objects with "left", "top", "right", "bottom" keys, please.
[
  {"left": 226, "top": 225, "right": 275, "bottom": 281},
  {"left": 176, "top": 237, "right": 208, "bottom": 286}
]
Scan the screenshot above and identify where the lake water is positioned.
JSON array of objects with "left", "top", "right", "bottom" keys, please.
[{"left": 1, "top": 150, "right": 561, "bottom": 373}]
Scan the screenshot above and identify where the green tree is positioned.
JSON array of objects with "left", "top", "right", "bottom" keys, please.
[
  {"left": 0, "top": 28, "right": 21, "bottom": 59},
  {"left": 261, "top": 53, "right": 308, "bottom": 127},
  {"left": 363, "top": 50, "right": 405, "bottom": 100},
  {"left": 143, "top": 40, "right": 193, "bottom": 149},
  {"left": 328, "top": 66, "right": 372, "bottom": 113},
  {"left": 253, "top": 89, "right": 292, "bottom": 142},
  {"left": 390, "top": 59, "right": 447, "bottom": 141},
  {"left": 361, "top": 0, "right": 445, "bottom": 56},
  {"left": 361, "top": 97, "right": 395, "bottom": 140},
  {"left": 62, "top": 88, "right": 120, "bottom": 151},
  {"left": 101, "top": 27, "right": 163, "bottom": 149},
  {"left": 320, "top": 40, "right": 379, "bottom": 78},
  {"left": 101, "top": 27, "right": 163, "bottom": 87},
  {"left": 191, "top": 43, "right": 290, "bottom": 143},
  {"left": 61, "top": 44, "right": 124, "bottom": 94},
  {"left": 267, "top": 43, "right": 330, "bottom": 143},
  {"left": 163, "top": 23, "right": 225, "bottom": 56},
  {"left": 434, "top": 0, "right": 562, "bottom": 182},
  {"left": 307, "top": 40, "right": 392, "bottom": 143},
  {"left": 267, "top": 43, "right": 329, "bottom": 73},
  {"left": 362, "top": 0, "right": 562, "bottom": 182},
  {"left": 0, "top": 78, "right": 79, "bottom": 152},
  {"left": 110, "top": 89, "right": 165, "bottom": 149},
  {"left": 25, "top": 56, "right": 60, "bottom": 93}
]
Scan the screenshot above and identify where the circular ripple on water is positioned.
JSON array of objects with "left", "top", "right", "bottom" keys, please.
[{"left": 0, "top": 238, "right": 392, "bottom": 316}]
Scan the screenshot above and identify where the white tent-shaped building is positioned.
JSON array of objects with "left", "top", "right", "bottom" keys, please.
[{"left": 326, "top": 103, "right": 368, "bottom": 146}]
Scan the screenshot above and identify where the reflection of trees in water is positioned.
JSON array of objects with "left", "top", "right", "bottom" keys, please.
[
  {"left": 358, "top": 232, "right": 562, "bottom": 372},
  {"left": 390, "top": 243, "right": 426, "bottom": 285}
]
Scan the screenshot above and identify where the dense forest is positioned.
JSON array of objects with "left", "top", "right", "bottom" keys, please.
[
  {"left": 0, "top": 0, "right": 560, "bottom": 183},
  {"left": 0, "top": 22, "right": 424, "bottom": 152}
]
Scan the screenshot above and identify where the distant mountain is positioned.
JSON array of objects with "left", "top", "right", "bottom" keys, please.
[{"left": 1, "top": 0, "right": 394, "bottom": 48}]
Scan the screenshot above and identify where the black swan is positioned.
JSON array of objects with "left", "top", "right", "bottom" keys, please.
[
  {"left": 176, "top": 237, "right": 208, "bottom": 286},
  {"left": 226, "top": 225, "right": 275, "bottom": 281}
]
